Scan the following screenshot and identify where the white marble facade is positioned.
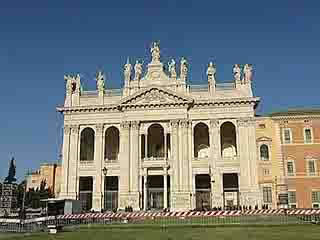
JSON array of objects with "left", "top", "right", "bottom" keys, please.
[{"left": 57, "top": 43, "right": 261, "bottom": 211}]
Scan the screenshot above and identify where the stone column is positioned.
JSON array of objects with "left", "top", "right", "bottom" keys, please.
[
  {"left": 129, "top": 121, "right": 140, "bottom": 210},
  {"left": 164, "top": 168, "right": 168, "bottom": 209},
  {"left": 175, "top": 119, "right": 191, "bottom": 210},
  {"left": 164, "top": 132, "right": 167, "bottom": 159},
  {"left": 237, "top": 118, "right": 261, "bottom": 207},
  {"left": 210, "top": 119, "right": 221, "bottom": 207},
  {"left": 68, "top": 125, "right": 79, "bottom": 199},
  {"left": 92, "top": 124, "right": 104, "bottom": 211},
  {"left": 60, "top": 125, "right": 71, "bottom": 198},
  {"left": 170, "top": 120, "right": 179, "bottom": 191},
  {"left": 192, "top": 174, "right": 196, "bottom": 209},
  {"left": 170, "top": 120, "right": 179, "bottom": 210},
  {"left": 145, "top": 134, "right": 148, "bottom": 159},
  {"left": 143, "top": 169, "right": 148, "bottom": 211},
  {"left": 180, "top": 119, "right": 190, "bottom": 192},
  {"left": 119, "top": 121, "right": 130, "bottom": 209}
]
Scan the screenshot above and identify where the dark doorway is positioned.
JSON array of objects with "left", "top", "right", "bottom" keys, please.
[
  {"left": 195, "top": 174, "right": 211, "bottom": 210},
  {"left": 79, "top": 177, "right": 93, "bottom": 211},
  {"left": 222, "top": 173, "right": 239, "bottom": 209},
  {"left": 104, "top": 176, "right": 118, "bottom": 210}
]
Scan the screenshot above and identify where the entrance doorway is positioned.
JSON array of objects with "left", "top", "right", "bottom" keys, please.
[
  {"left": 104, "top": 176, "right": 118, "bottom": 210},
  {"left": 79, "top": 177, "right": 93, "bottom": 211},
  {"left": 195, "top": 174, "right": 211, "bottom": 210},
  {"left": 223, "top": 173, "right": 239, "bottom": 209},
  {"left": 142, "top": 175, "right": 170, "bottom": 210}
]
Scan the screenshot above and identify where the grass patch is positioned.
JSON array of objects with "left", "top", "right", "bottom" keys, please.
[{"left": 2, "top": 225, "right": 320, "bottom": 240}]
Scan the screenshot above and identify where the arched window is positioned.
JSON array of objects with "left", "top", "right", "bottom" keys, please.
[
  {"left": 194, "top": 123, "right": 209, "bottom": 158},
  {"left": 220, "top": 122, "right": 237, "bottom": 158},
  {"left": 80, "top": 128, "right": 95, "bottom": 161},
  {"left": 260, "top": 144, "right": 269, "bottom": 161},
  {"left": 105, "top": 127, "right": 120, "bottom": 161}
]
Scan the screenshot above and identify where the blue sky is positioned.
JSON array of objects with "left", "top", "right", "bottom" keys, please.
[{"left": 0, "top": 1, "right": 319, "bottom": 180}]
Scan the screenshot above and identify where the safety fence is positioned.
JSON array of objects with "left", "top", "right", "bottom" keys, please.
[{"left": 1, "top": 209, "right": 320, "bottom": 233}]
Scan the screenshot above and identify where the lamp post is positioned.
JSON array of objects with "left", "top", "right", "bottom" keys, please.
[{"left": 102, "top": 167, "right": 107, "bottom": 211}]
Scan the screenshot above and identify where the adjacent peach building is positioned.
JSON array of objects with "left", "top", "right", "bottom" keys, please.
[
  {"left": 255, "top": 117, "right": 280, "bottom": 209},
  {"left": 270, "top": 109, "right": 320, "bottom": 208},
  {"left": 26, "top": 163, "right": 62, "bottom": 197}
]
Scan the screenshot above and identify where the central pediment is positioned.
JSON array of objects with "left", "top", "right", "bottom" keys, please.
[{"left": 119, "top": 86, "right": 194, "bottom": 108}]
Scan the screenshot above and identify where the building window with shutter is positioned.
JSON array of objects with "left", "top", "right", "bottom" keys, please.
[
  {"left": 263, "top": 187, "right": 272, "bottom": 203},
  {"left": 304, "top": 128, "right": 313, "bottom": 144},
  {"left": 307, "top": 159, "right": 317, "bottom": 176},
  {"left": 287, "top": 161, "right": 295, "bottom": 176},
  {"left": 283, "top": 128, "right": 292, "bottom": 144},
  {"left": 288, "top": 191, "right": 297, "bottom": 208},
  {"left": 312, "top": 191, "right": 320, "bottom": 208}
]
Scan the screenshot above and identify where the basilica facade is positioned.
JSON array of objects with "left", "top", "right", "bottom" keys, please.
[{"left": 57, "top": 43, "right": 261, "bottom": 211}]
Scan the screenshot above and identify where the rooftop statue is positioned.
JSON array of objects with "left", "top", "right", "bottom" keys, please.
[
  {"left": 243, "top": 64, "right": 253, "bottom": 83},
  {"left": 233, "top": 64, "right": 241, "bottom": 82},
  {"left": 134, "top": 60, "right": 143, "bottom": 80},
  {"left": 150, "top": 41, "right": 161, "bottom": 63},
  {"left": 207, "top": 62, "right": 216, "bottom": 82},
  {"left": 168, "top": 59, "right": 176, "bottom": 78},
  {"left": 180, "top": 57, "right": 188, "bottom": 77},
  {"left": 124, "top": 57, "right": 132, "bottom": 83},
  {"left": 95, "top": 71, "right": 105, "bottom": 91},
  {"left": 4, "top": 157, "right": 17, "bottom": 184}
]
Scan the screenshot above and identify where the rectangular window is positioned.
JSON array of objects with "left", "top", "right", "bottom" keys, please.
[
  {"left": 288, "top": 191, "right": 296, "bottom": 208},
  {"left": 287, "top": 162, "right": 294, "bottom": 176},
  {"left": 263, "top": 168, "right": 270, "bottom": 176},
  {"left": 312, "top": 191, "right": 320, "bottom": 208},
  {"left": 263, "top": 187, "right": 272, "bottom": 203},
  {"left": 283, "top": 129, "right": 292, "bottom": 144},
  {"left": 305, "top": 129, "right": 312, "bottom": 143},
  {"left": 308, "top": 160, "right": 316, "bottom": 176}
]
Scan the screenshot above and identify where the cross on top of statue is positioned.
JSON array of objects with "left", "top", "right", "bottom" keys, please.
[{"left": 4, "top": 157, "right": 17, "bottom": 184}]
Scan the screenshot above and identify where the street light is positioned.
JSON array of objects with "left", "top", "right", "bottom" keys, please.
[{"left": 101, "top": 167, "right": 107, "bottom": 211}]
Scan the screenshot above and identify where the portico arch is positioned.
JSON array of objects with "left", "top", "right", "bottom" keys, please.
[
  {"left": 194, "top": 123, "right": 210, "bottom": 158},
  {"left": 105, "top": 126, "right": 120, "bottom": 161},
  {"left": 220, "top": 122, "right": 237, "bottom": 158},
  {"left": 147, "top": 124, "right": 165, "bottom": 158}
]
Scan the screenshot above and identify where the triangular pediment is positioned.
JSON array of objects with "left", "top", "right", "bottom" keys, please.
[
  {"left": 257, "top": 136, "right": 272, "bottom": 142},
  {"left": 119, "top": 86, "right": 194, "bottom": 107}
]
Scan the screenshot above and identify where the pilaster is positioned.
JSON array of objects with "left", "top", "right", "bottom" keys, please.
[
  {"left": 92, "top": 124, "right": 104, "bottom": 211},
  {"left": 129, "top": 121, "right": 140, "bottom": 210},
  {"left": 119, "top": 121, "right": 131, "bottom": 209},
  {"left": 69, "top": 125, "right": 79, "bottom": 199},
  {"left": 60, "top": 125, "right": 71, "bottom": 197}
]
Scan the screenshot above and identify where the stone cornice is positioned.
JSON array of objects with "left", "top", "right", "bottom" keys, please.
[
  {"left": 57, "top": 94, "right": 260, "bottom": 113},
  {"left": 271, "top": 115, "right": 320, "bottom": 120},
  {"left": 56, "top": 105, "right": 119, "bottom": 114},
  {"left": 193, "top": 97, "right": 260, "bottom": 108}
]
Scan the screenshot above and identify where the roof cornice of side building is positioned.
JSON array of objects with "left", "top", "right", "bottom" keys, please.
[{"left": 269, "top": 108, "right": 320, "bottom": 120}]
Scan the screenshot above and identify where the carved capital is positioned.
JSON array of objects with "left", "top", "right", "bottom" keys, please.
[
  {"left": 237, "top": 119, "right": 248, "bottom": 127},
  {"left": 180, "top": 119, "right": 191, "bottom": 128},
  {"left": 70, "top": 125, "right": 79, "bottom": 135},
  {"left": 96, "top": 124, "right": 104, "bottom": 135},
  {"left": 170, "top": 120, "right": 179, "bottom": 129},
  {"left": 120, "top": 121, "right": 131, "bottom": 130},
  {"left": 64, "top": 125, "right": 71, "bottom": 135},
  {"left": 210, "top": 119, "right": 219, "bottom": 129},
  {"left": 131, "top": 121, "right": 140, "bottom": 130}
]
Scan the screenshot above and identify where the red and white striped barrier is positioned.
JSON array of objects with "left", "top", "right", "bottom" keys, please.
[{"left": 56, "top": 209, "right": 320, "bottom": 220}]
